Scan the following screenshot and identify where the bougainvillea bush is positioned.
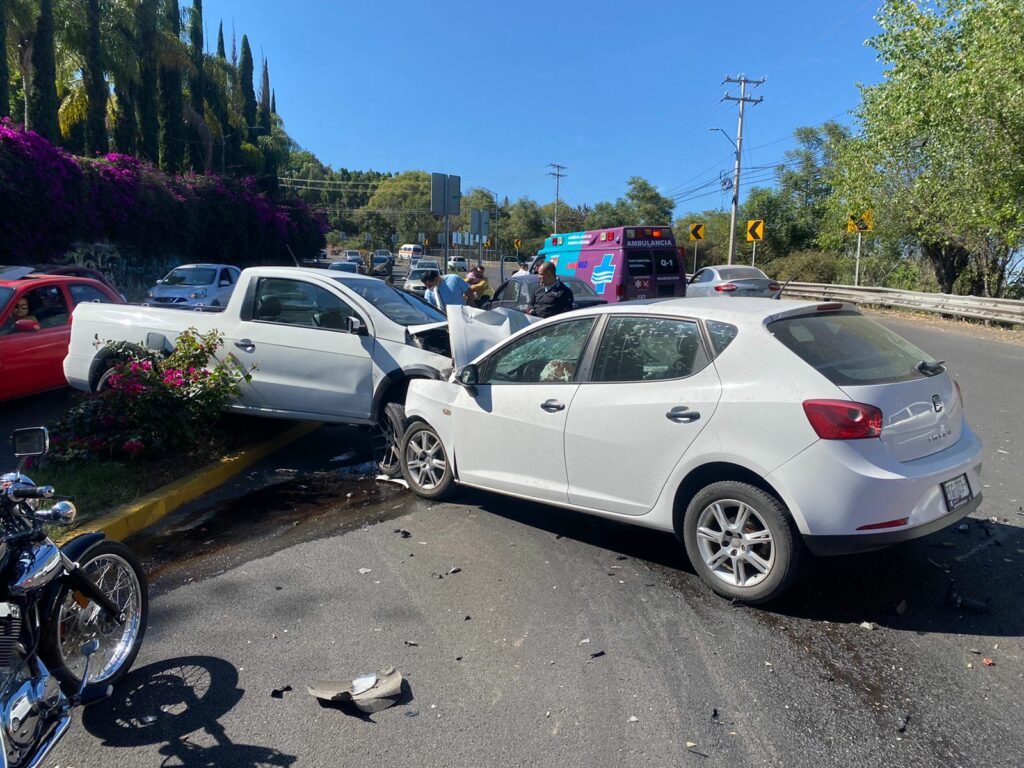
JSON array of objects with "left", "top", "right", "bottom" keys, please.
[
  {"left": 0, "top": 118, "right": 325, "bottom": 265},
  {"left": 48, "top": 328, "right": 252, "bottom": 464}
]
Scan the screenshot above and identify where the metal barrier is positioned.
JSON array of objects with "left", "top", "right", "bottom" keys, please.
[{"left": 781, "top": 282, "right": 1024, "bottom": 326}]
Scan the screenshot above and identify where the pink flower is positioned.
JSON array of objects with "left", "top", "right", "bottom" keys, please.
[
  {"left": 122, "top": 439, "right": 145, "bottom": 455},
  {"left": 141, "top": 360, "right": 153, "bottom": 371}
]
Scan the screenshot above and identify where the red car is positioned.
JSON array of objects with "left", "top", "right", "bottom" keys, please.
[{"left": 0, "top": 274, "right": 125, "bottom": 402}]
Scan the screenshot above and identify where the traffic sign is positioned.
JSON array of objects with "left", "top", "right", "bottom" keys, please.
[
  {"left": 514, "top": 238, "right": 522, "bottom": 250},
  {"left": 424, "top": 239, "right": 429, "bottom": 247},
  {"left": 485, "top": 239, "right": 492, "bottom": 248},
  {"left": 746, "top": 220, "right": 764, "bottom": 242},
  {"left": 847, "top": 211, "right": 874, "bottom": 232},
  {"left": 689, "top": 223, "right": 705, "bottom": 241}
]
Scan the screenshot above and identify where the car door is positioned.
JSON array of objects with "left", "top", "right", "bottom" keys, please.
[
  {"left": 230, "top": 276, "right": 375, "bottom": 420},
  {"left": 490, "top": 280, "right": 519, "bottom": 310},
  {"left": 0, "top": 284, "right": 72, "bottom": 399},
  {"left": 452, "top": 316, "right": 597, "bottom": 503},
  {"left": 687, "top": 269, "right": 711, "bottom": 297},
  {"left": 564, "top": 315, "right": 722, "bottom": 515}
]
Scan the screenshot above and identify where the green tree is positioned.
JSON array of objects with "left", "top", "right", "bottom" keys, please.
[
  {"left": 364, "top": 171, "right": 436, "bottom": 246},
  {"left": 0, "top": 0, "right": 9, "bottom": 119},
  {"left": 27, "top": 0, "right": 59, "bottom": 141},
  {"left": 506, "top": 197, "right": 546, "bottom": 254},
  {"left": 623, "top": 176, "right": 674, "bottom": 225},
  {"left": 83, "top": 0, "right": 107, "bottom": 155},
  {"left": 238, "top": 34, "right": 256, "bottom": 142},
  {"left": 185, "top": 0, "right": 207, "bottom": 172},
  {"left": 135, "top": 0, "right": 160, "bottom": 162},
  {"left": 673, "top": 209, "right": 733, "bottom": 271},
  {"left": 215, "top": 18, "right": 224, "bottom": 58},
  {"left": 157, "top": 0, "right": 184, "bottom": 171}
]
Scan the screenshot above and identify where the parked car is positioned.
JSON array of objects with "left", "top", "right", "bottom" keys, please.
[
  {"left": 482, "top": 275, "right": 608, "bottom": 313},
  {"left": 403, "top": 268, "right": 431, "bottom": 296},
  {"left": 328, "top": 261, "right": 360, "bottom": 274},
  {"left": 373, "top": 249, "right": 395, "bottom": 262},
  {"left": 65, "top": 267, "right": 456, "bottom": 476},
  {"left": 413, "top": 259, "right": 441, "bottom": 272},
  {"left": 687, "top": 265, "right": 781, "bottom": 298},
  {"left": 401, "top": 299, "right": 983, "bottom": 603},
  {"left": 447, "top": 256, "right": 469, "bottom": 272},
  {"left": 146, "top": 264, "right": 241, "bottom": 307},
  {"left": 371, "top": 255, "right": 395, "bottom": 276},
  {"left": 0, "top": 273, "right": 125, "bottom": 401}
]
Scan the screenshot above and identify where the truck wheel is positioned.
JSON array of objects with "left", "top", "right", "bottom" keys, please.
[
  {"left": 372, "top": 402, "right": 405, "bottom": 477},
  {"left": 681, "top": 481, "right": 805, "bottom": 604}
]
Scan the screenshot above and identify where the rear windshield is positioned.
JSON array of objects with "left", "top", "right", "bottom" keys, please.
[
  {"left": 563, "top": 278, "right": 598, "bottom": 297},
  {"left": 163, "top": 267, "right": 216, "bottom": 286},
  {"left": 718, "top": 267, "right": 766, "bottom": 281},
  {"left": 768, "top": 310, "right": 933, "bottom": 386}
]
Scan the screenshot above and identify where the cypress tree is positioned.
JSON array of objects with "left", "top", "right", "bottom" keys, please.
[
  {"left": 135, "top": 0, "right": 160, "bottom": 162},
  {"left": 270, "top": 89, "right": 276, "bottom": 115},
  {"left": 0, "top": 0, "right": 9, "bottom": 119},
  {"left": 158, "top": 0, "right": 184, "bottom": 172},
  {"left": 113, "top": 81, "right": 138, "bottom": 154},
  {"left": 186, "top": 0, "right": 206, "bottom": 171},
  {"left": 216, "top": 20, "right": 225, "bottom": 59},
  {"left": 257, "top": 58, "right": 271, "bottom": 136},
  {"left": 27, "top": 0, "right": 59, "bottom": 142},
  {"left": 84, "top": 0, "right": 108, "bottom": 155},
  {"left": 238, "top": 35, "right": 256, "bottom": 143}
]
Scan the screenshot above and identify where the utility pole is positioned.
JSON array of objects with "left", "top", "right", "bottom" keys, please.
[
  {"left": 547, "top": 163, "right": 567, "bottom": 234},
  {"left": 722, "top": 75, "right": 765, "bottom": 265}
]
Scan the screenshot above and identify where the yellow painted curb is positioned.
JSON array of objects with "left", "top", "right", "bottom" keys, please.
[{"left": 60, "top": 421, "right": 322, "bottom": 543}]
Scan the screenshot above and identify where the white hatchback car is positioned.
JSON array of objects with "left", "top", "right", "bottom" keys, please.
[{"left": 401, "top": 299, "right": 983, "bottom": 603}]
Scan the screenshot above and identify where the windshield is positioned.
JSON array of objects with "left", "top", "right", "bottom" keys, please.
[
  {"left": 563, "top": 278, "right": 598, "bottom": 297},
  {"left": 0, "top": 287, "right": 13, "bottom": 316},
  {"left": 334, "top": 278, "right": 445, "bottom": 325},
  {"left": 373, "top": 256, "right": 389, "bottom": 264},
  {"left": 163, "top": 267, "right": 216, "bottom": 286},
  {"left": 408, "top": 269, "right": 429, "bottom": 281},
  {"left": 328, "top": 263, "right": 357, "bottom": 272}
]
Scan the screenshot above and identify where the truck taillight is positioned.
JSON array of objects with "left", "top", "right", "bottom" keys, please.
[
  {"left": 714, "top": 283, "right": 738, "bottom": 292},
  {"left": 803, "top": 400, "right": 883, "bottom": 440},
  {"left": 616, "top": 283, "right": 625, "bottom": 299}
]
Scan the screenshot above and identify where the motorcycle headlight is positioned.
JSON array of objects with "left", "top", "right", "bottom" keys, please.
[{"left": 189, "top": 288, "right": 207, "bottom": 299}]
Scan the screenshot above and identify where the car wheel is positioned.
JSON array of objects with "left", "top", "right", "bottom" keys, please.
[
  {"left": 371, "top": 402, "right": 405, "bottom": 477},
  {"left": 682, "top": 481, "right": 804, "bottom": 604},
  {"left": 400, "top": 421, "right": 453, "bottom": 500}
]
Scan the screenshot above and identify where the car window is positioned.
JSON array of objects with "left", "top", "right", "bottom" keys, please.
[
  {"left": 0, "top": 287, "right": 15, "bottom": 317},
  {"left": 718, "top": 267, "right": 767, "bottom": 280},
  {"left": 626, "top": 250, "right": 652, "bottom": 277},
  {"left": 653, "top": 249, "right": 680, "bottom": 276},
  {"left": 592, "top": 317, "right": 708, "bottom": 382},
  {"left": 219, "top": 268, "right": 233, "bottom": 285},
  {"left": 691, "top": 269, "right": 715, "bottom": 284},
  {"left": 333, "top": 278, "right": 445, "bottom": 325},
  {"left": 768, "top": 310, "right": 933, "bottom": 386},
  {"left": 254, "top": 278, "right": 357, "bottom": 330},
  {"left": 69, "top": 283, "right": 114, "bottom": 305},
  {"left": 480, "top": 318, "right": 595, "bottom": 384},
  {"left": 705, "top": 320, "right": 739, "bottom": 356},
  {"left": 563, "top": 278, "right": 597, "bottom": 298}
]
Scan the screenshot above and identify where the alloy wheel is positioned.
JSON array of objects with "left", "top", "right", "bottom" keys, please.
[
  {"left": 404, "top": 430, "right": 447, "bottom": 490},
  {"left": 695, "top": 498, "right": 775, "bottom": 588}
]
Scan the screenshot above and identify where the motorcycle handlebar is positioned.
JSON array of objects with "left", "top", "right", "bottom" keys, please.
[{"left": 7, "top": 484, "right": 55, "bottom": 501}]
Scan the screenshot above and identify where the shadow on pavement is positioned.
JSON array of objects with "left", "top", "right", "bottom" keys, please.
[
  {"left": 82, "top": 655, "right": 296, "bottom": 767},
  {"left": 466, "top": 488, "right": 1024, "bottom": 637}
]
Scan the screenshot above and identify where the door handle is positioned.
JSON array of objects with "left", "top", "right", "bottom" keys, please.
[
  {"left": 540, "top": 399, "right": 565, "bottom": 412},
  {"left": 666, "top": 406, "right": 700, "bottom": 423},
  {"left": 234, "top": 338, "right": 256, "bottom": 352}
]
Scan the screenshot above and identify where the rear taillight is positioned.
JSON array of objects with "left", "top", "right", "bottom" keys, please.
[
  {"left": 616, "top": 283, "right": 625, "bottom": 299},
  {"left": 768, "top": 282, "right": 781, "bottom": 291},
  {"left": 803, "top": 400, "right": 883, "bottom": 440},
  {"left": 714, "top": 283, "right": 738, "bottom": 292}
]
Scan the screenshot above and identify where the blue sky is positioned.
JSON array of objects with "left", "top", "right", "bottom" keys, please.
[{"left": 204, "top": 0, "right": 884, "bottom": 213}]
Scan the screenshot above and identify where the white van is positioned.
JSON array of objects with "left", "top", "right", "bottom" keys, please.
[{"left": 399, "top": 244, "right": 423, "bottom": 261}]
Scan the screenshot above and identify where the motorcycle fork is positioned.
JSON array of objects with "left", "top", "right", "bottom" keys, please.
[{"left": 58, "top": 554, "right": 125, "bottom": 626}]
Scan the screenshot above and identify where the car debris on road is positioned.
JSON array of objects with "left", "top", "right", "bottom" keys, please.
[{"left": 308, "top": 667, "right": 405, "bottom": 713}]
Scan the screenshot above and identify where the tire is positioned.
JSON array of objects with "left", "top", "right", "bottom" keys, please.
[
  {"left": 400, "top": 421, "right": 454, "bottom": 500},
  {"left": 40, "top": 540, "right": 149, "bottom": 697},
  {"left": 371, "top": 402, "right": 406, "bottom": 478},
  {"left": 95, "top": 361, "right": 122, "bottom": 392},
  {"left": 681, "top": 481, "right": 804, "bottom": 604}
]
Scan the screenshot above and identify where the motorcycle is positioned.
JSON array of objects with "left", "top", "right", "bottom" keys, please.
[{"left": 0, "top": 427, "right": 148, "bottom": 767}]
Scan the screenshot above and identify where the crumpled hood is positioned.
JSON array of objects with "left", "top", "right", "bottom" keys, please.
[{"left": 443, "top": 305, "right": 539, "bottom": 369}]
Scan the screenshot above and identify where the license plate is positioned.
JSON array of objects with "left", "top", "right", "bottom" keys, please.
[{"left": 941, "top": 474, "right": 972, "bottom": 512}]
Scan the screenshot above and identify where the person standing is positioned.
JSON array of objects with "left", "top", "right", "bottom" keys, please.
[
  {"left": 527, "top": 261, "right": 574, "bottom": 318},
  {"left": 421, "top": 270, "right": 474, "bottom": 312}
]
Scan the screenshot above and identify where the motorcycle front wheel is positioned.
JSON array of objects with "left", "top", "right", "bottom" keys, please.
[{"left": 40, "top": 540, "right": 149, "bottom": 697}]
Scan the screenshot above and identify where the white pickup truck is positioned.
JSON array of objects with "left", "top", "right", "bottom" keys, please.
[{"left": 64, "top": 267, "right": 455, "bottom": 475}]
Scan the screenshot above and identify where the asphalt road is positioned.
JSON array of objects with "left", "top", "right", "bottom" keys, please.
[{"left": 41, "top": 315, "right": 1024, "bottom": 768}]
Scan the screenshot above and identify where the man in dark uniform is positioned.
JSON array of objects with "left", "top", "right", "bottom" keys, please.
[{"left": 526, "top": 261, "right": 574, "bottom": 318}]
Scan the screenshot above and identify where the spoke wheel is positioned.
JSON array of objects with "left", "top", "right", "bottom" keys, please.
[
  {"left": 682, "top": 481, "right": 804, "bottom": 604},
  {"left": 41, "top": 540, "right": 149, "bottom": 694},
  {"left": 695, "top": 498, "right": 775, "bottom": 588},
  {"left": 400, "top": 422, "right": 453, "bottom": 500}
]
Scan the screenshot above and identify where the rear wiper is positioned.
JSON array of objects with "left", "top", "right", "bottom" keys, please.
[
  {"left": 772, "top": 278, "right": 792, "bottom": 300},
  {"left": 916, "top": 359, "right": 945, "bottom": 376}
]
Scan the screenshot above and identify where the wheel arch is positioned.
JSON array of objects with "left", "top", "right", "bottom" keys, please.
[
  {"left": 371, "top": 366, "right": 442, "bottom": 420},
  {"left": 671, "top": 462, "right": 789, "bottom": 538},
  {"left": 88, "top": 342, "right": 152, "bottom": 391}
]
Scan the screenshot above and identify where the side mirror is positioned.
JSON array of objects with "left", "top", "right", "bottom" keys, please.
[
  {"left": 14, "top": 319, "right": 39, "bottom": 332},
  {"left": 12, "top": 427, "right": 49, "bottom": 457},
  {"left": 457, "top": 364, "right": 479, "bottom": 387},
  {"left": 156, "top": 279, "right": 165, "bottom": 285},
  {"left": 346, "top": 316, "right": 367, "bottom": 335}
]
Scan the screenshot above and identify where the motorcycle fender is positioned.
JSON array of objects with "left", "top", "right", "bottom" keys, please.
[{"left": 40, "top": 533, "right": 107, "bottom": 623}]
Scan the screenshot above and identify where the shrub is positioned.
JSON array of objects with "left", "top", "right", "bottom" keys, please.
[
  {"left": 49, "top": 328, "right": 251, "bottom": 464},
  {"left": 769, "top": 250, "right": 840, "bottom": 284}
]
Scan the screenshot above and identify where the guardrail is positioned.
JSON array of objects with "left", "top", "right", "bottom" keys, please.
[{"left": 781, "top": 282, "right": 1024, "bottom": 326}]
